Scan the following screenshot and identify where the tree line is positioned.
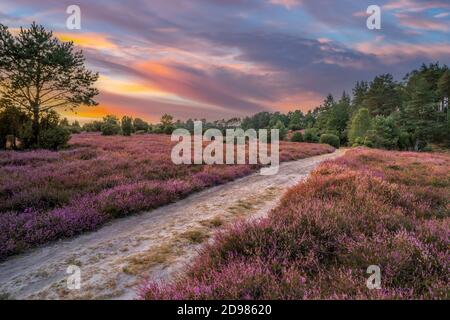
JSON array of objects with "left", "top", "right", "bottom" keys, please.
[
  {"left": 233, "top": 63, "right": 450, "bottom": 151},
  {"left": 1, "top": 24, "right": 449, "bottom": 151},
  {"left": 165, "top": 64, "right": 449, "bottom": 151}
]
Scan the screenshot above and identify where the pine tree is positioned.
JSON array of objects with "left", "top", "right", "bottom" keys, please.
[
  {"left": 438, "top": 70, "right": 450, "bottom": 110},
  {"left": 322, "top": 94, "right": 335, "bottom": 111},
  {"left": 364, "top": 74, "right": 400, "bottom": 116},
  {"left": 340, "top": 91, "right": 351, "bottom": 106},
  {"left": 401, "top": 77, "right": 437, "bottom": 150},
  {"left": 288, "top": 110, "right": 304, "bottom": 130},
  {"left": 0, "top": 23, "right": 99, "bottom": 145},
  {"left": 351, "top": 81, "right": 368, "bottom": 115},
  {"left": 437, "top": 70, "right": 450, "bottom": 140}
]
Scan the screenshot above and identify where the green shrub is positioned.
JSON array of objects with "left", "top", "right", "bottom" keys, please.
[
  {"left": 0, "top": 105, "right": 29, "bottom": 149},
  {"left": 83, "top": 121, "right": 102, "bottom": 132},
  {"left": 101, "top": 122, "right": 120, "bottom": 136},
  {"left": 348, "top": 108, "right": 372, "bottom": 145},
  {"left": 18, "top": 122, "right": 35, "bottom": 149},
  {"left": 152, "top": 125, "right": 163, "bottom": 134},
  {"left": 291, "top": 132, "right": 304, "bottom": 142},
  {"left": 162, "top": 124, "right": 175, "bottom": 135},
  {"left": 363, "top": 136, "right": 375, "bottom": 148},
  {"left": 121, "top": 116, "right": 134, "bottom": 136},
  {"left": 133, "top": 118, "right": 150, "bottom": 132},
  {"left": 421, "top": 144, "right": 432, "bottom": 152},
  {"left": 160, "top": 114, "right": 175, "bottom": 135},
  {"left": 68, "top": 121, "right": 82, "bottom": 134},
  {"left": 101, "top": 115, "right": 120, "bottom": 136},
  {"left": 319, "top": 133, "right": 340, "bottom": 148},
  {"left": 304, "top": 128, "right": 320, "bottom": 143},
  {"left": 398, "top": 131, "right": 412, "bottom": 151},
  {"left": 352, "top": 137, "right": 365, "bottom": 147},
  {"left": 39, "top": 126, "right": 71, "bottom": 150},
  {"left": 364, "top": 115, "right": 401, "bottom": 150},
  {"left": 273, "top": 120, "right": 287, "bottom": 141},
  {"left": 68, "top": 125, "right": 82, "bottom": 134},
  {"left": 21, "top": 113, "right": 66, "bottom": 150},
  {"left": 362, "top": 129, "right": 376, "bottom": 148}
]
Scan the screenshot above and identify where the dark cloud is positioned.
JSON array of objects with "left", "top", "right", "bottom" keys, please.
[{"left": 1, "top": 0, "right": 450, "bottom": 120}]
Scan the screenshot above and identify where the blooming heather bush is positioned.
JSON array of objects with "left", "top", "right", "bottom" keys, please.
[
  {"left": 0, "top": 133, "right": 334, "bottom": 259},
  {"left": 140, "top": 148, "right": 449, "bottom": 300}
]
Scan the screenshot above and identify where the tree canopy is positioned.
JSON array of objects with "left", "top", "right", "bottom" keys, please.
[{"left": 0, "top": 22, "right": 99, "bottom": 145}]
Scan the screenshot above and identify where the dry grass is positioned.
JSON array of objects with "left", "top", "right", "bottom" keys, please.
[
  {"left": 200, "top": 217, "right": 224, "bottom": 228},
  {"left": 180, "top": 229, "right": 210, "bottom": 244},
  {"left": 123, "top": 243, "right": 181, "bottom": 276}
]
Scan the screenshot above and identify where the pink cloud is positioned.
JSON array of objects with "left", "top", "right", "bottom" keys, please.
[
  {"left": 353, "top": 11, "right": 368, "bottom": 18},
  {"left": 354, "top": 41, "right": 450, "bottom": 64},
  {"left": 317, "top": 38, "right": 332, "bottom": 44},
  {"left": 268, "top": 0, "right": 303, "bottom": 9},
  {"left": 394, "top": 13, "right": 449, "bottom": 32},
  {"left": 384, "top": 0, "right": 450, "bottom": 12}
]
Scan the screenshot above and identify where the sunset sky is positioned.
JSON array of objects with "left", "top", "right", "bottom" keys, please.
[{"left": 1, "top": 0, "right": 449, "bottom": 123}]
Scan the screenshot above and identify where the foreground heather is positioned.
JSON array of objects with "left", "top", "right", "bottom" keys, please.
[
  {"left": 141, "top": 148, "right": 449, "bottom": 300},
  {"left": 0, "top": 133, "right": 334, "bottom": 259}
]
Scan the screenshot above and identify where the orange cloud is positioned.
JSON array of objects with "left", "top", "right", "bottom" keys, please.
[
  {"left": 61, "top": 100, "right": 159, "bottom": 124},
  {"left": 60, "top": 105, "right": 109, "bottom": 121},
  {"left": 97, "top": 73, "right": 220, "bottom": 111},
  {"left": 274, "top": 91, "right": 323, "bottom": 112},
  {"left": 55, "top": 32, "right": 117, "bottom": 50},
  {"left": 93, "top": 103, "right": 159, "bottom": 123},
  {"left": 138, "top": 62, "right": 177, "bottom": 78},
  {"left": 133, "top": 60, "right": 324, "bottom": 115},
  {"left": 135, "top": 61, "right": 225, "bottom": 108},
  {"left": 97, "top": 75, "right": 168, "bottom": 96}
]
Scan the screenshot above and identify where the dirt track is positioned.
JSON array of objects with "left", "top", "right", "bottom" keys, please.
[{"left": 0, "top": 150, "right": 344, "bottom": 300}]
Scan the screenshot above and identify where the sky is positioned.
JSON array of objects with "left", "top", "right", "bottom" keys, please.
[{"left": 0, "top": 0, "right": 449, "bottom": 123}]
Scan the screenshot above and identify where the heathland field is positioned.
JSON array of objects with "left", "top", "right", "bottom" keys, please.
[
  {"left": 142, "top": 148, "right": 450, "bottom": 300},
  {"left": 0, "top": 133, "right": 334, "bottom": 259}
]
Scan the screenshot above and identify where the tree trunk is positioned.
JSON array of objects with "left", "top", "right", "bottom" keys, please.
[
  {"left": 12, "top": 131, "right": 17, "bottom": 150},
  {"left": 32, "top": 106, "right": 40, "bottom": 147},
  {"left": 414, "top": 138, "right": 420, "bottom": 151},
  {"left": 0, "top": 136, "right": 5, "bottom": 150}
]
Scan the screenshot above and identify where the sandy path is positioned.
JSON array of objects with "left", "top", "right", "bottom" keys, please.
[{"left": 0, "top": 150, "right": 344, "bottom": 300}]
